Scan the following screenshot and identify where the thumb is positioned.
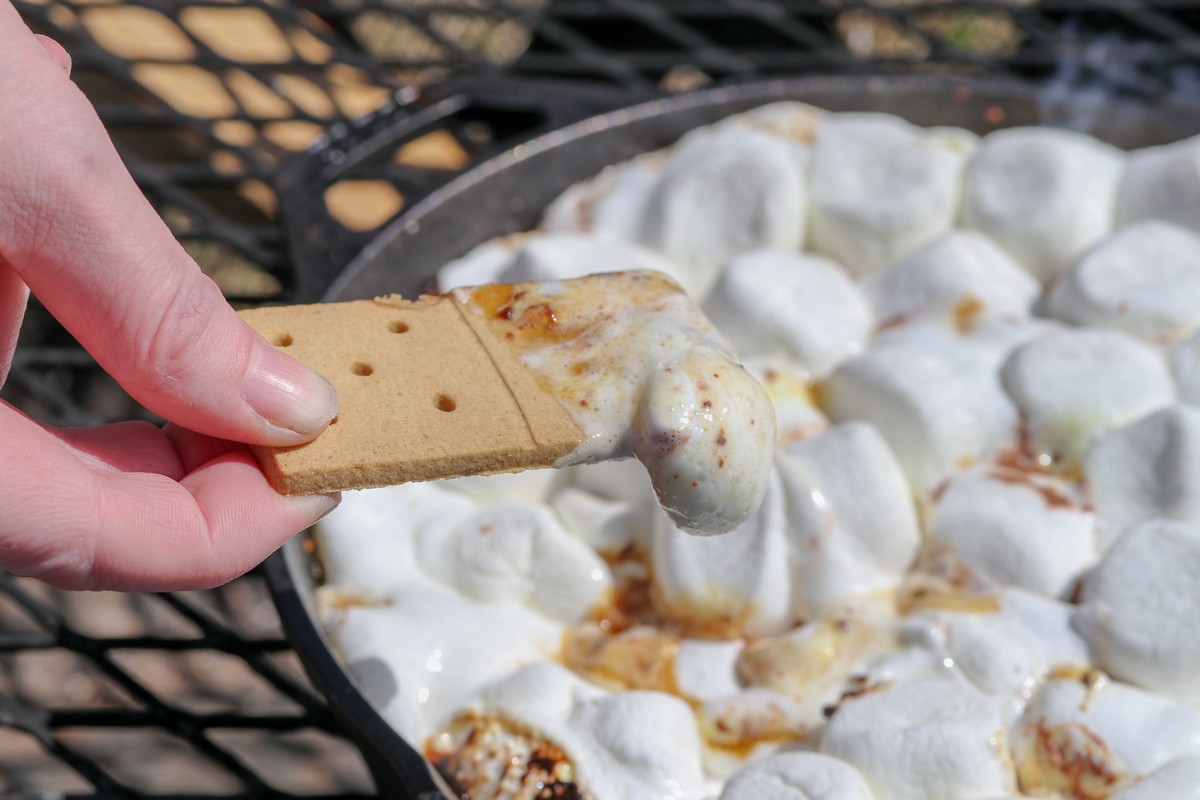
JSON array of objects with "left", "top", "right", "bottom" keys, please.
[{"left": 0, "top": 13, "right": 336, "bottom": 445}]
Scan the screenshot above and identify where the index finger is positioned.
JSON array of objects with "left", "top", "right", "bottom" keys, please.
[{"left": 0, "top": 10, "right": 336, "bottom": 446}]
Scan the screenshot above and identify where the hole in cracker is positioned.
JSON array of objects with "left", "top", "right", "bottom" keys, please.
[
  {"left": 328, "top": 416, "right": 338, "bottom": 426},
  {"left": 389, "top": 320, "right": 409, "bottom": 334},
  {"left": 436, "top": 394, "right": 456, "bottom": 412},
  {"left": 274, "top": 333, "right": 293, "bottom": 347},
  {"left": 352, "top": 362, "right": 374, "bottom": 376}
]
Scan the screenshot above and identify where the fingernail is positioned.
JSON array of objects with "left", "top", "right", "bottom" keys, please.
[
  {"left": 244, "top": 342, "right": 338, "bottom": 437},
  {"left": 292, "top": 492, "right": 341, "bottom": 528}
]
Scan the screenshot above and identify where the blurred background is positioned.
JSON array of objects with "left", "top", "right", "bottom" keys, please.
[{"left": 2, "top": 1, "right": 1199, "bottom": 797}]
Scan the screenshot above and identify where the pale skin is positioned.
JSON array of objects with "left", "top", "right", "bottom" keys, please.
[{"left": 0, "top": 5, "right": 341, "bottom": 591}]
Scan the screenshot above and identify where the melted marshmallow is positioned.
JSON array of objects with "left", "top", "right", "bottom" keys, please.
[{"left": 455, "top": 271, "right": 776, "bottom": 534}]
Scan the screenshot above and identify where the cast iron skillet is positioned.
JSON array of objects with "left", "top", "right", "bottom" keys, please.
[{"left": 264, "top": 74, "right": 1200, "bottom": 798}]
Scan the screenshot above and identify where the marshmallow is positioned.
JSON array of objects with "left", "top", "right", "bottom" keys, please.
[
  {"left": 1074, "top": 519, "right": 1200, "bottom": 701},
  {"left": 809, "top": 113, "right": 975, "bottom": 278},
  {"left": 543, "top": 152, "right": 663, "bottom": 241},
  {"left": 697, "top": 688, "right": 808, "bottom": 755},
  {"left": 903, "top": 589, "right": 1090, "bottom": 718},
  {"left": 963, "top": 127, "right": 1125, "bottom": 282},
  {"left": 1046, "top": 221, "right": 1200, "bottom": 342},
  {"left": 1109, "top": 758, "right": 1200, "bottom": 800},
  {"left": 560, "top": 459, "right": 659, "bottom": 508},
  {"left": 472, "top": 662, "right": 708, "bottom": 800},
  {"left": 719, "top": 752, "right": 876, "bottom": 800},
  {"left": 324, "top": 587, "right": 562, "bottom": 741},
  {"left": 1014, "top": 677, "right": 1200, "bottom": 795},
  {"left": 436, "top": 235, "right": 524, "bottom": 289},
  {"left": 819, "top": 677, "right": 1017, "bottom": 800},
  {"left": 499, "top": 231, "right": 698, "bottom": 299},
  {"left": 1170, "top": 329, "right": 1200, "bottom": 405},
  {"left": 714, "top": 101, "right": 825, "bottom": 147},
  {"left": 703, "top": 250, "right": 873, "bottom": 377},
  {"left": 316, "top": 483, "right": 472, "bottom": 596},
  {"left": 636, "top": 126, "right": 807, "bottom": 299},
  {"left": 821, "top": 320, "right": 1040, "bottom": 490},
  {"left": 650, "top": 470, "right": 792, "bottom": 637},
  {"left": 439, "top": 467, "right": 556, "bottom": 505},
  {"left": 1000, "top": 328, "right": 1174, "bottom": 467},
  {"left": 866, "top": 230, "right": 1039, "bottom": 326},
  {"left": 674, "top": 639, "right": 745, "bottom": 703},
  {"left": 744, "top": 356, "right": 830, "bottom": 446},
  {"left": 551, "top": 485, "right": 646, "bottom": 554},
  {"left": 776, "top": 422, "right": 920, "bottom": 618},
  {"left": 631, "top": 343, "right": 777, "bottom": 535},
  {"left": 414, "top": 501, "right": 611, "bottom": 623},
  {"left": 1085, "top": 406, "right": 1200, "bottom": 550},
  {"left": 1117, "top": 132, "right": 1200, "bottom": 235},
  {"left": 737, "top": 598, "right": 893, "bottom": 724},
  {"left": 929, "top": 469, "right": 1096, "bottom": 598}
]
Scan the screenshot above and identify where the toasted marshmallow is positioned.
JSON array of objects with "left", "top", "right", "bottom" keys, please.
[
  {"left": 719, "top": 751, "right": 876, "bottom": 800},
  {"left": 1014, "top": 676, "right": 1200, "bottom": 795},
  {"left": 471, "top": 662, "right": 708, "bottom": 800},
  {"left": 820, "top": 677, "right": 1016, "bottom": 800},
  {"left": 1085, "top": 406, "right": 1200, "bottom": 550},
  {"left": 697, "top": 688, "right": 808, "bottom": 768},
  {"left": 1001, "top": 328, "right": 1174, "bottom": 467},
  {"left": 929, "top": 469, "right": 1096, "bottom": 598},
  {"left": 737, "top": 597, "right": 894, "bottom": 723},
  {"left": 1046, "top": 221, "right": 1200, "bottom": 342},
  {"left": 632, "top": 343, "right": 777, "bottom": 535},
  {"left": 1074, "top": 519, "right": 1200, "bottom": 701},
  {"left": 776, "top": 422, "right": 920, "bottom": 618},
  {"left": 867, "top": 230, "right": 1039, "bottom": 326},
  {"left": 651, "top": 470, "right": 792, "bottom": 637},
  {"left": 1109, "top": 758, "right": 1200, "bottom": 800},
  {"left": 903, "top": 589, "right": 1090, "bottom": 718},
  {"left": 316, "top": 483, "right": 473, "bottom": 596},
  {"left": 414, "top": 502, "right": 611, "bottom": 623},
  {"left": 703, "top": 250, "right": 872, "bottom": 377},
  {"left": 821, "top": 320, "right": 1042, "bottom": 490},
  {"left": 1117, "top": 133, "right": 1200, "bottom": 235},
  {"left": 636, "top": 126, "right": 807, "bottom": 299},
  {"left": 809, "top": 113, "right": 974, "bottom": 278},
  {"left": 962, "top": 127, "right": 1125, "bottom": 282},
  {"left": 325, "top": 587, "right": 562, "bottom": 742}
]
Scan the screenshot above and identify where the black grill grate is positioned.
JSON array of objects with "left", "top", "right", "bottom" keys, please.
[{"left": 3, "top": 1, "right": 1200, "bottom": 798}]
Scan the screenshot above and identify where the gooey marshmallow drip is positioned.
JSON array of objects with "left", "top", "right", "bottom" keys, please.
[
  {"left": 316, "top": 102, "right": 1200, "bottom": 800},
  {"left": 454, "top": 271, "right": 776, "bottom": 536}
]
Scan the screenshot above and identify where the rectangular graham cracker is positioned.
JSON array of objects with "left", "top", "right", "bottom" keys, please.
[{"left": 238, "top": 295, "right": 584, "bottom": 495}]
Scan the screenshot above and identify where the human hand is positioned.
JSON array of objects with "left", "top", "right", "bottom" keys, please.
[{"left": 0, "top": 6, "right": 340, "bottom": 591}]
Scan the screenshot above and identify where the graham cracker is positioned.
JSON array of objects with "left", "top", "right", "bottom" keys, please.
[{"left": 238, "top": 294, "right": 584, "bottom": 495}]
